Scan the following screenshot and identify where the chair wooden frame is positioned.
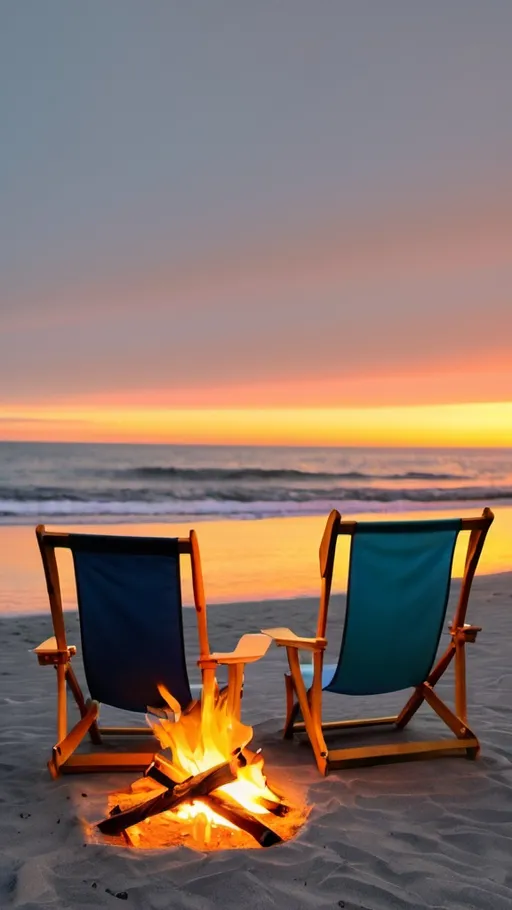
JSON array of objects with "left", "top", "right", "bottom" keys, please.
[
  {"left": 35, "top": 526, "right": 270, "bottom": 778},
  {"left": 263, "top": 508, "right": 494, "bottom": 776}
]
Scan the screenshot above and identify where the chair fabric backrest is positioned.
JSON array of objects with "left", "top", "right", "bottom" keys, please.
[
  {"left": 69, "top": 534, "right": 192, "bottom": 713},
  {"left": 325, "top": 518, "right": 462, "bottom": 696}
]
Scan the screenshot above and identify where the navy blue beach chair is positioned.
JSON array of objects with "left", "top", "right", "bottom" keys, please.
[
  {"left": 34, "top": 527, "right": 270, "bottom": 777},
  {"left": 264, "top": 508, "right": 493, "bottom": 775}
]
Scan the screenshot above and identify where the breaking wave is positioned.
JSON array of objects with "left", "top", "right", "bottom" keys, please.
[
  {"left": 1, "top": 485, "right": 511, "bottom": 523},
  {"left": 2, "top": 442, "right": 510, "bottom": 524}
]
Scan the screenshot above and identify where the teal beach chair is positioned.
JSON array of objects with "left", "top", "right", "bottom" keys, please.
[
  {"left": 34, "top": 526, "right": 270, "bottom": 777},
  {"left": 264, "top": 508, "right": 494, "bottom": 775}
]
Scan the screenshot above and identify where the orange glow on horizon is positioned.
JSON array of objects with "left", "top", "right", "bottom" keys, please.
[
  {"left": 1, "top": 401, "right": 512, "bottom": 447},
  {"left": 8, "top": 355, "right": 511, "bottom": 411}
]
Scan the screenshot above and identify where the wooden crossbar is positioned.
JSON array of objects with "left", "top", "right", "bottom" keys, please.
[
  {"left": 293, "top": 716, "right": 398, "bottom": 733},
  {"left": 36, "top": 529, "right": 192, "bottom": 553},
  {"left": 59, "top": 753, "right": 158, "bottom": 774},
  {"left": 327, "top": 737, "right": 479, "bottom": 769},
  {"left": 97, "top": 727, "right": 156, "bottom": 736},
  {"left": 335, "top": 515, "right": 493, "bottom": 537}
]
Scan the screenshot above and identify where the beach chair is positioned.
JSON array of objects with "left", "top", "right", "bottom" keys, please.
[
  {"left": 34, "top": 526, "right": 270, "bottom": 778},
  {"left": 263, "top": 508, "right": 494, "bottom": 775}
]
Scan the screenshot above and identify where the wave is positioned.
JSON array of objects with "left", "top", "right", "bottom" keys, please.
[
  {"left": 1, "top": 484, "right": 511, "bottom": 506},
  {"left": 117, "top": 466, "right": 471, "bottom": 482},
  {"left": 1, "top": 485, "right": 511, "bottom": 523}
]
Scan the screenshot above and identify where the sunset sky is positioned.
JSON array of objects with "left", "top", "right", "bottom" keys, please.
[{"left": 2, "top": 2, "right": 511, "bottom": 446}]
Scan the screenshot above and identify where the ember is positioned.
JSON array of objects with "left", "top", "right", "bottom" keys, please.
[{"left": 96, "top": 682, "right": 307, "bottom": 850}]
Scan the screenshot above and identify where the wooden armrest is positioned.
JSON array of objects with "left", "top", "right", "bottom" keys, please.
[
  {"left": 448, "top": 623, "right": 482, "bottom": 631},
  {"left": 33, "top": 637, "right": 76, "bottom": 665},
  {"left": 209, "top": 633, "right": 272, "bottom": 665},
  {"left": 261, "top": 627, "right": 327, "bottom": 652},
  {"left": 450, "top": 624, "right": 482, "bottom": 643}
]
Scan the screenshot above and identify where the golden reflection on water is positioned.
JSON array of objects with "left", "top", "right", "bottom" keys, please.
[{"left": 2, "top": 505, "right": 511, "bottom": 615}]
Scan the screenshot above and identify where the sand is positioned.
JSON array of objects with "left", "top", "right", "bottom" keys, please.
[{"left": 1, "top": 573, "right": 512, "bottom": 909}]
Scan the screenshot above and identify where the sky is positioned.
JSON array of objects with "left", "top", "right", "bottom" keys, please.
[{"left": 1, "top": 1, "right": 511, "bottom": 446}]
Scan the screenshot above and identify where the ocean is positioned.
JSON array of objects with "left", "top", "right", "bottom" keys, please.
[
  {"left": 1, "top": 441, "right": 511, "bottom": 525},
  {"left": 1, "top": 442, "right": 511, "bottom": 614}
]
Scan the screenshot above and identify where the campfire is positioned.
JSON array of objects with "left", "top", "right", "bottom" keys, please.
[{"left": 95, "top": 682, "right": 307, "bottom": 850}]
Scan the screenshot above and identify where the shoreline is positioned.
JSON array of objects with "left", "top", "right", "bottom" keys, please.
[
  {"left": 3, "top": 496, "right": 512, "bottom": 527},
  {"left": 4, "top": 567, "right": 512, "bottom": 621},
  {"left": 3, "top": 567, "right": 510, "bottom": 630},
  {"left": 2, "top": 505, "right": 512, "bottom": 616}
]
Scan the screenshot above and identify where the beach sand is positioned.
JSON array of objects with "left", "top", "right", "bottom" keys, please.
[{"left": 1, "top": 573, "right": 512, "bottom": 909}]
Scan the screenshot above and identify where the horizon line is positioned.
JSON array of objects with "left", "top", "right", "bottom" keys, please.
[{"left": 1, "top": 438, "right": 511, "bottom": 451}]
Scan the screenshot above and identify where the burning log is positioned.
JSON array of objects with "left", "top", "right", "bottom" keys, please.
[
  {"left": 256, "top": 796, "right": 290, "bottom": 817},
  {"left": 145, "top": 755, "right": 290, "bottom": 820},
  {"left": 97, "top": 751, "right": 284, "bottom": 847},
  {"left": 97, "top": 757, "right": 241, "bottom": 837},
  {"left": 145, "top": 750, "right": 242, "bottom": 787},
  {"left": 203, "top": 794, "right": 282, "bottom": 847},
  {"left": 144, "top": 755, "right": 283, "bottom": 846}
]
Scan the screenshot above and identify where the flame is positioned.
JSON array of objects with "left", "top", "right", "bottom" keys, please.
[
  {"left": 98, "top": 680, "right": 308, "bottom": 850},
  {"left": 146, "top": 682, "right": 278, "bottom": 837}
]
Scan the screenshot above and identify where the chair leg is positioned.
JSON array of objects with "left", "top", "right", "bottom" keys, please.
[
  {"left": 283, "top": 673, "right": 300, "bottom": 739},
  {"left": 454, "top": 638, "right": 467, "bottom": 723},
  {"left": 55, "top": 664, "right": 67, "bottom": 743},
  {"left": 50, "top": 699, "right": 100, "bottom": 777},
  {"left": 421, "top": 683, "right": 477, "bottom": 741},
  {"left": 65, "top": 664, "right": 102, "bottom": 744},
  {"left": 201, "top": 667, "right": 217, "bottom": 717},
  {"left": 397, "top": 643, "right": 455, "bottom": 730},
  {"left": 396, "top": 686, "right": 424, "bottom": 730},
  {"left": 287, "top": 649, "right": 328, "bottom": 775},
  {"left": 227, "top": 664, "right": 244, "bottom": 720},
  {"left": 48, "top": 748, "right": 61, "bottom": 780}
]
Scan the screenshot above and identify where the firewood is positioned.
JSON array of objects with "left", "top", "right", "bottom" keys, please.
[
  {"left": 203, "top": 794, "right": 283, "bottom": 847},
  {"left": 256, "top": 796, "right": 290, "bottom": 817},
  {"left": 97, "top": 757, "right": 241, "bottom": 836},
  {"left": 144, "top": 762, "right": 176, "bottom": 789}
]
